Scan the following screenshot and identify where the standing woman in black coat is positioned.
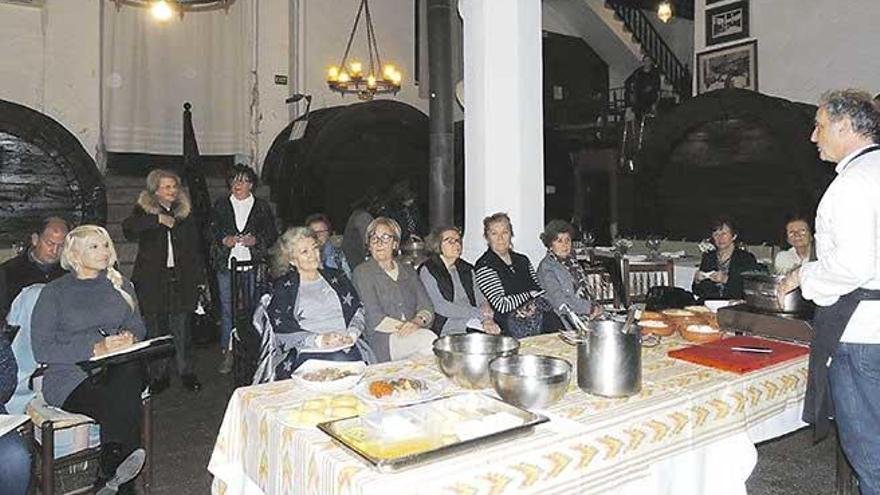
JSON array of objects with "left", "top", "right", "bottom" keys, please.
[
  {"left": 123, "top": 169, "right": 206, "bottom": 392},
  {"left": 208, "top": 165, "right": 278, "bottom": 373}
]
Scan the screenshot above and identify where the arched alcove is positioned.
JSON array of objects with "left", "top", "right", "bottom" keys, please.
[
  {"left": 0, "top": 99, "right": 106, "bottom": 243},
  {"left": 633, "top": 89, "right": 833, "bottom": 243},
  {"left": 263, "top": 100, "right": 430, "bottom": 229}
]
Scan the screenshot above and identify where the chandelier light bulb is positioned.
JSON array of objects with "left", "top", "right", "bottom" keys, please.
[
  {"left": 327, "top": 66, "right": 340, "bottom": 81},
  {"left": 349, "top": 61, "right": 362, "bottom": 76},
  {"left": 657, "top": 1, "right": 673, "bottom": 23},
  {"left": 151, "top": 0, "right": 175, "bottom": 21},
  {"left": 390, "top": 70, "right": 402, "bottom": 85},
  {"left": 338, "top": 71, "right": 351, "bottom": 84},
  {"left": 367, "top": 74, "right": 377, "bottom": 88},
  {"left": 383, "top": 64, "right": 395, "bottom": 79}
]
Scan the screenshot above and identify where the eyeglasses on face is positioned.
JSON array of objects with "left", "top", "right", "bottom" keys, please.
[
  {"left": 441, "top": 237, "right": 462, "bottom": 245},
  {"left": 369, "top": 233, "right": 397, "bottom": 245}
]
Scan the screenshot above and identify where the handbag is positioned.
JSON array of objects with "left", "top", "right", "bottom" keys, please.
[
  {"left": 191, "top": 285, "right": 218, "bottom": 346},
  {"left": 644, "top": 286, "right": 697, "bottom": 311}
]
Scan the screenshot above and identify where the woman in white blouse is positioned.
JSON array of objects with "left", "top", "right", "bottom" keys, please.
[{"left": 774, "top": 215, "right": 815, "bottom": 275}]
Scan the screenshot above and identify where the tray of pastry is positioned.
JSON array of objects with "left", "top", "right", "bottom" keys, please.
[{"left": 316, "top": 391, "right": 548, "bottom": 472}]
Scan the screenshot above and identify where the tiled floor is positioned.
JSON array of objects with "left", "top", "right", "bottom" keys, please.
[{"left": 148, "top": 346, "right": 838, "bottom": 495}]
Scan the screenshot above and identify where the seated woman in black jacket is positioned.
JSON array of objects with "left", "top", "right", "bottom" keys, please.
[
  {"left": 692, "top": 216, "right": 759, "bottom": 300},
  {"left": 418, "top": 226, "right": 500, "bottom": 336},
  {"left": 474, "top": 213, "right": 562, "bottom": 338}
]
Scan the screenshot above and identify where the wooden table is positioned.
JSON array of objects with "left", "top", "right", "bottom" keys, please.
[{"left": 209, "top": 334, "right": 808, "bottom": 495}]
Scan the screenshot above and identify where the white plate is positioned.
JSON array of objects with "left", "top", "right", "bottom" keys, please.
[
  {"left": 291, "top": 359, "right": 366, "bottom": 392},
  {"left": 704, "top": 300, "right": 738, "bottom": 313},
  {"left": 354, "top": 377, "right": 442, "bottom": 406}
]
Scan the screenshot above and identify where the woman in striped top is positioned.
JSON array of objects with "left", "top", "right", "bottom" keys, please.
[{"left": 474, "top": 213, "right": 563, "bottom": 338}]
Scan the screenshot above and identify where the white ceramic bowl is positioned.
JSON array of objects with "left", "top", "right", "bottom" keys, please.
[{"left": 292, "top": 359, "right": 366, "bottom": 392}]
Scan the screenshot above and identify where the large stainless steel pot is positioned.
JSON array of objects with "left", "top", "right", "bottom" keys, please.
[
  {"left": 575, "top": 320, "right": 641, "bottom": 398},
  {"left": 741, "top": 272, "right": 812, "bottom": 313}
]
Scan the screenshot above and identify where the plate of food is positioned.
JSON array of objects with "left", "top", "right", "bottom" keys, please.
[
  {"left": 355, "top": 376, "right": 442, "bottom": 406},
  {"left": 292, "top": 359, "right": 367, "bottom": 392}
]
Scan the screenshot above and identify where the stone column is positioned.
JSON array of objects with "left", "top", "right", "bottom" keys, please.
[{"left": 459, "top": 0, "right": 546, "bottom": 263}]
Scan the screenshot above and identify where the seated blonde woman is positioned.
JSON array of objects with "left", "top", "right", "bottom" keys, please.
[
  {"left": 418, "top": 225, "right": 500, "bottom": 336},
  {"left": 352, "top": 217, "right": 436, "bottom": 362},
  {"left": 266, "top": 227, "right": 374, "bottom": 378},
  {"left": 31, "top": 225, "right": 147, "bottom": 493}
]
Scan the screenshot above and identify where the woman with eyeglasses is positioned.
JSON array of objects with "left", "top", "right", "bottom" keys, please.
[
  {"left": 418, "top": 226, "right": 501, "bottom": 336},
  {"left": 774, "top": 214, "right": 815, "bottom": 275},
  {"left": 692, "top": 216, "right": 759, "bottom": 300},
  {"left": 352, "top": 217, "right": 436, "bottom": 362}
]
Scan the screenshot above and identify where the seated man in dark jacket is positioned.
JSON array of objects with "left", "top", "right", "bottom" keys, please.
[{"left": 0, "top": 217, "right": 68, "bottom": 315}]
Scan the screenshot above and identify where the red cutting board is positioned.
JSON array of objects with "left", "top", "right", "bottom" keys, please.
[{"left": 667, "top": 336, "right": 810, "bottom": 374}]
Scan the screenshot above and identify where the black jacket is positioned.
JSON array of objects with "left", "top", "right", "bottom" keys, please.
[
  {"left": 208, "top": 196, "right": 278, "bottom": 272},
  {"left": 123, "top": 191, "right": 207, "bottom": 314},
  {"left": 0, "top": 252, "right": 66, "bottom": 316},
  {"left": 419, "top": 254, "right": 477, "bottom": 334},
  {"left": 693, "top": 248, "right": 759, "bottom": 300}
]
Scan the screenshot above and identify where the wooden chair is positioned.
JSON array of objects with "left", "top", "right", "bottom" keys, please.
[
  {"left": 230, "top": 258, "right": 270, "bottom": 388},
  {"left": 622, "top": 259, "right": 675, "bottom": 306},
  {"left": 580, "top": 263, "right": 621, "bottom": 308},
  {"left": 27, "top": 374, "right": 153, "bottom": 495}
]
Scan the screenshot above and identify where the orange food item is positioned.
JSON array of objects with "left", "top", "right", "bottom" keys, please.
[
  {"left": 639, "top": 311, "right": 664, "bottom": 321},
  {"left": 368, "top": 380, "right": 394, "bottom": 398}
]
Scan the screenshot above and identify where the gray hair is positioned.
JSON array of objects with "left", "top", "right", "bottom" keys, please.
[
  {"left": 819, "top": 89, "right": 880, "bottom": 142},
  {"left": 425, "top": 225, "right": 461, "bottom": 254},
  {"left": 364, "top": 217, "right": 402, "bottom": 247},
  {"left": 269, "top": 226, "right": 317, "bottom": 278},
  {"left": 482, "top": 212, "right": 514, "bottom": 239},
  {"left": 540, "top": 220, "right": 575, "bottom": 248}
]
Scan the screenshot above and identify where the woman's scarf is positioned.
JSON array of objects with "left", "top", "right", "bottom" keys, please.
[{"left": 547, "top": 250, "right": 593, "bottom": 300}]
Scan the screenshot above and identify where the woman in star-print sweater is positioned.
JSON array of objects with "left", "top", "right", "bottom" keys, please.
[{"left": 266, "top": 227, "right": 375, "bottom": 379}]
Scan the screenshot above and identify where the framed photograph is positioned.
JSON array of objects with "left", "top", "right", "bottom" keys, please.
[
  {"left": 696, "top": 39, "right": 757, "bottom": 94},
  {"left": 705, "top": 1, "right": 749, "bottom": 46}
]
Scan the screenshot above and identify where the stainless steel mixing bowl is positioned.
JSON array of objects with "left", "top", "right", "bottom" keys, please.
[
  {"left": 433, "top": 333, "right": 520, "bottom": 389},
  {"left": 489, "top": 354, "right": 572, "bottom": 409}
]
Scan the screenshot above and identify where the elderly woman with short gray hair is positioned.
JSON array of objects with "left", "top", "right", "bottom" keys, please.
[
  {"left": 418, "top": 226, "right": 500, "bottom": 336},
  {"left": 352, "top": 217, "right": 436, "bottom": 362},
  {"left": 266, "top": 227, "right": 374, "bottom": 377},
  {"left": 537, "top": 220, "right": 604, "bottom": 321}
]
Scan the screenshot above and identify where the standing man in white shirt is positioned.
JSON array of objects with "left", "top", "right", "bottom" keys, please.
[{"left": 779, "top": 89, "right": 880, "bottom": 494}]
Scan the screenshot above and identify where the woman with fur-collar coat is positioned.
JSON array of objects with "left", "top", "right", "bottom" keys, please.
[{"left": 122, "top": 169, "right": 206, "bottom": 392}]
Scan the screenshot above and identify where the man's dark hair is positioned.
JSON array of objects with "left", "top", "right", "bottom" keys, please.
[
  {"left": 304, "top": 213, "right": 332, "bottom": 230},
  {"left": 819, "top": 89, "right": 880, "bottom": 142},
  {"left": 225, "top": 164, "right": 259, "bottom": 189}
]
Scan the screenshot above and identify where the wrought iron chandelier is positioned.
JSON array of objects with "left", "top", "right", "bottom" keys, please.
[
  {"left": 326, "top": 0, "right": 402, "bottom": 101},
  {"left": 110, "top": 0, "right": 236, "bottom": 20}
]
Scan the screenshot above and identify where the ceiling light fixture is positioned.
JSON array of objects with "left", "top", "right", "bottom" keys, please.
[
  {"left": 326, "top": 0, "right": 401, "bottom": 101},
  {"left": 657, "top": 1, "right": 673, "bottom": 23},
  {"left": 110, "top": 0, "right": 236, "bottom": 20}
]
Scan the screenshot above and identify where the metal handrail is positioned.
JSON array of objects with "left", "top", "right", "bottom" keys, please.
[{"left": 607, "top": 2, "right": 692, "bottom": 98}]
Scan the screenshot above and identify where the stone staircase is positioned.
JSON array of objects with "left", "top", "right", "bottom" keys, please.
[{"left": 104, "top": 172, "right": 229, "bottom": 278}]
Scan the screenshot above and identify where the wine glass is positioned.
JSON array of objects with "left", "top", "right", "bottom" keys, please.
[{"left": 645, "top": 235, "right": 663, "bottom": 259}]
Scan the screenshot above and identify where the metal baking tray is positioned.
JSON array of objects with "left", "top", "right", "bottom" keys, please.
[{"left": 317, "top": 392, "right": 548, "bottom": 472}]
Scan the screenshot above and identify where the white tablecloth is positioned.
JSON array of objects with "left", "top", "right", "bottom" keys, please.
[{"left": 209, "top": 334, "right": 809, "bottom": 495}]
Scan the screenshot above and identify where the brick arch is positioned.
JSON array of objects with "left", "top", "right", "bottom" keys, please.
[{"left": 0, "top": 99, "right": 106, "bottom": 242}]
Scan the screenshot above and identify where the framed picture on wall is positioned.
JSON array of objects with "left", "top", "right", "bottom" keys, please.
[
  {"left": 705, "top": 1, "right": 749, "bottom": 46},
  {"left": 696, "top": 39, "right": 757, "bottom": 94}
]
